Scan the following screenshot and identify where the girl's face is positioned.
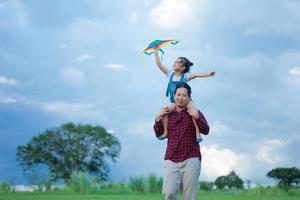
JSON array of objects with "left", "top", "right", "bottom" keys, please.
[{"left": 173, "top": 58, "right": 185, "bottom": 72}]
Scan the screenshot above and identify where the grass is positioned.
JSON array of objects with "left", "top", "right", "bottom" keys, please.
[{"left": 1, "top": 190, "right": 300, "bottom": 200}]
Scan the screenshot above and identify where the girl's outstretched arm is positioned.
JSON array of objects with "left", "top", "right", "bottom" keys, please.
[
  {"left": 154, "top": 49, "right": 168, "bottom": 75},
  {"left": 188, "top": 71, "right": 215, "bottom": 81}
]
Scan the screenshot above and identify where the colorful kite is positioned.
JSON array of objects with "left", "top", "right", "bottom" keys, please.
[{"left": 143, "top": 39, "right": 179, "bottom": 59}]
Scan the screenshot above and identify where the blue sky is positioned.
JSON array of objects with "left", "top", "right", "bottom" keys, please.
[{"left": 1, "top": 0, "right": 300, "bottom": 185}]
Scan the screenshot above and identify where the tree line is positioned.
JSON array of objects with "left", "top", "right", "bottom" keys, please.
[{"left": 9, "top": 123, "right": 300, "bottom": 192}]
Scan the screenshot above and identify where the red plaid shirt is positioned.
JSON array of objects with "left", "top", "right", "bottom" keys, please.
[{"left": 154, "top": 108, "right": 209, "bottom": 162}]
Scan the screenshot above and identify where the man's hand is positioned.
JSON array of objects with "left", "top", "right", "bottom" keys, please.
[
  {"left": 155, "top": 107, "right": 169, "bottom": 122},
  {"left": 187, "top": 106, "right": 199, "bottom": 119}
]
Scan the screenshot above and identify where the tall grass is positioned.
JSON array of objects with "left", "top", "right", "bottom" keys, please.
[
  {"left": 66, "top": 171, "right": 99, "bottom": 194},
  {"left": 128, "top": 176, "right": 146, "bottom": 192},
  {"left": 0, "top": 181, "right": 12, "bottom": 193}
]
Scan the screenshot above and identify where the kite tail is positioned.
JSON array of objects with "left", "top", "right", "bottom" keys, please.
[
  {"left": 159, "top": 48, "right": 164, "bottom": 60},
  {"left": 144, "top": 51, "right": 154, "bottom": 56}
]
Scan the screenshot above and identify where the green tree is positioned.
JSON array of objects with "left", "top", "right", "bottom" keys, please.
[
  {"left": 214, "top": 176, "right": 227, "bottom": 189},
  {"left": 267, "top": 167, "right": 300, "bottom": 188},
  {"left": 16, "top": 123, "right": 121, "bottom": 182},
  {"left": 147, "top": 173, "right": 158, "bottom": 193},
  {"left": 199, "top": 181, "right": 214, "bottom": 191},
  {"left": 129, "top": 176, "right": 146, "bottom": 192},
  {"left": 226, "top": 171, "right": 244, "bottom": 189},
  {"left": 214, "top": 171, "right": 244, "bottom": 189}
]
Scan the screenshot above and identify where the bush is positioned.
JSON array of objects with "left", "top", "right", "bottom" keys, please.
[
  {"left": 128, "top": 176, "right": 146, "bottom": 192},
  {"left": 101, "top": 181, "right": 131, "bottom": 193},
  {"left": 156, "top": 176, "right": 163, "bottom": 193},
  {"left": 199, "top": 181, "right": 214, "bottom": 191},
  {"left": 0, "top": 181, "right": 12, "bottom": 193},
  {"left": 66, "top": 171, "right": 99, "bottom": 194}
]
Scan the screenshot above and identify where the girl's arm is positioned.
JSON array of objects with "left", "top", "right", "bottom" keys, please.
[
  {"left": 154, "top": 50, "right": 168, "bottom": 75},
  {"left": 188, "top": 71, "right": 215, "bottom": 81}
]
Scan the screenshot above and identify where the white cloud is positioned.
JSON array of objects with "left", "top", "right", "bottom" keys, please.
[
  {"left": 149, "top": 0, "right": 202, "bottom": 29},
  {"left": 289, "top": 66, "right": 300, "bottom": 77},
  {"left": 201, "top": 144, "right": 250, "bottom": 181},
  {"left": 144, "top": 1, "right": 150, "bottom": 7},
  {"left": 42, "top": 101, "right": 109, "bottom": 122},
  {"left": 104, "top": 64, "right": 124, "bottom": 70},
  {"left": 60, "top": 67, "right": 86, "bottom": 85},
  {"left": 44, "top": 101, "right": 94, "bottom": 114},
  {"left": 0, "top": 97, "right": 17, "bottom": 104},
  {"left": 256, "top": 139, "right": 289, "bottom": 164},
  {"left": 211, "top": 120, "right": 234, "bottom": 135},
  {"left": 126, "top": 119, "right": 153, "bottom": 138},
  {"left": 107, "top": 129, "right": 115, "bottom": 134},
  {"left": 77, "top": 53, "right": 92, "bottom": 62},
  {"left": 0, "top": 76, "right": 17, "bottom": 85}
]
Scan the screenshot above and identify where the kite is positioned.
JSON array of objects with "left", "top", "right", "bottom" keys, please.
[{"left": 143, "top": 39, "right": 179, "bottom": 59}]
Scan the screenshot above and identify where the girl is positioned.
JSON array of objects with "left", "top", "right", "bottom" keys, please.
[{"left": 154, "top": 49, "right": 215, "bottom": 142}]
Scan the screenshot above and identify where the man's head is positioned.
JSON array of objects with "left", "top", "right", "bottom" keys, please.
[{"left": 174, "top": 82, "right": 191, "bottom": 108}]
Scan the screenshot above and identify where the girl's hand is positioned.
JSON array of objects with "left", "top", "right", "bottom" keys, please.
[
  {"left": 155, "top": 107, "right": 169, "bottom": 122},
  {"left": 210, "top": 71, "right": 216, "bottom": 76}
]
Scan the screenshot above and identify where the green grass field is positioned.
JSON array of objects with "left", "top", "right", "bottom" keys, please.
[{"left": 1, "top": 190, "right": 300, "bottom": 200}]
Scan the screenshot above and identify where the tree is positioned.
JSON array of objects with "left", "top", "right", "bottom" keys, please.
[
  {"left": 214, "top": 171, "right": 244, "bottom": 190},
  {"left": 267, "top": 167, "right": 300, "bottom": 188},
  {"left": 214, "top": 176, "right": 227, "bottom": 189},
  {"left": 199, "top": 181, "right": 214, "bottom": 191},
  {"left": 16, "top": 123, "right": 121, "bottom": 182},
  {"left": 226, "top": 171, "right": 244, "bottom": 189}
]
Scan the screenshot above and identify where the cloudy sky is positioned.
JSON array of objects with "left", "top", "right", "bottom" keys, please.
[{"left": 1, "top": 0, "right": 300, "bottom": 185}]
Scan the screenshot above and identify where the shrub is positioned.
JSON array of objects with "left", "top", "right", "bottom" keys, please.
[
  {"left": 0, "top": 181, "right": 12, "bottom": 193},
  {"left": 66, "top": 171, "right": 98, "bottom": 194},
  {"left": 199, "top": 181, "right": 214, "bottom": 191},
  {"left": 128, "top": 176, "right": 146, "bottom": 192}
]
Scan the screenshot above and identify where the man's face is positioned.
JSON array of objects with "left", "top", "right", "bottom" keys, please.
[{"left": 174, "top": 87, "right": 190, "bottom": 108}]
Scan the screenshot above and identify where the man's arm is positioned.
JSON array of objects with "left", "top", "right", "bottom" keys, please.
[
  {"left": 187, "top": 107, "right": 210, "bottom": 135},
  {"left": 194, "top": 110, "right": 210, "bottom": 135},
  {"left": 153, "top": 107, "right": 169, "bottom": 137},
  {"left": 154, "top": 120, "right": 164, "bottom": 138}
]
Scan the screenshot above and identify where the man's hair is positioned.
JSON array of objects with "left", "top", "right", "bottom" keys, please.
[{"left": 174, "top": 82, "right": 192, "bottom": 98}]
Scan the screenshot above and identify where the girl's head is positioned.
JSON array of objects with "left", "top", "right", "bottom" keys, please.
[{"left": 173, "top": 57, "right": 194, "bottom": 74}]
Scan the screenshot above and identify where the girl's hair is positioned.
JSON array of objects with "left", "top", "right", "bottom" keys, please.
[{"left": 178, "top": 57, "right": 193, "bottom": 73}]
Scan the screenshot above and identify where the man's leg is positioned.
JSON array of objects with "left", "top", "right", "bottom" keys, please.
[
  {"left": 163, "top": 160, "right": 181, "bottom": 200},
  {"left": 181, "top": 158, "right": 201, "bottom": 200}
]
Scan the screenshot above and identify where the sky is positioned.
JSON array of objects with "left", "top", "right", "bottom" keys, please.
[{"left": 1, "top": 0, "right": 300, "bottom": 185}]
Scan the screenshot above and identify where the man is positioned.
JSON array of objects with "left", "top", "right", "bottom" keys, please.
[{"left": 154, "top": 82, "right": 210, "bottom": 200}]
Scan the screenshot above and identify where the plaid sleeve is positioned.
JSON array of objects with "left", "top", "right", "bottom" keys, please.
[
  {"left": 195, "top": 110, "right": 209, "bottom": 135},
  {"left": 153, "top": 120, "right": 164, "bottom": 138}
]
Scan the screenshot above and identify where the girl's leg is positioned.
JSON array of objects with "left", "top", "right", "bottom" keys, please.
[
  {"left": 166, "top": 103, "right": 176, "bottom": 113},
  {"left": 159, "top": 104, "right": 176, "bottom": 140},
  {"left": 160, "top": 116, "right": 168, "bottom": 140},
  {"left": 192, "top": 118, "right": 202, "bottom": 142},
  {"left": 187, "top": 101, "right": 203, "bottom": 143}
]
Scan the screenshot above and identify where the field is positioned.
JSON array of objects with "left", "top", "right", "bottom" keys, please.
[{"left": 1, "top": 190, "right": 300, "bottom": 200}]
